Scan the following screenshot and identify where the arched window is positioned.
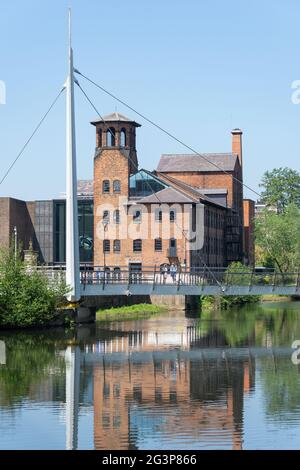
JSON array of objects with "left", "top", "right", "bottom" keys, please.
[
  {"left": 113, "top": 209, "right": 120, "bottom": 224},
  {"left": 106, "top": 128, "right": 115, "bottom": 146},
  {"left": 170, "top": 210, "right": 176, "bottom": 222},
  {"left": 113, "top": 180, "right": 121, "bottom": 193},
  {"left": 102, "top": 180, "right": 110, "bottom": 193},
  {"left": 155, "top": 209, "right": 163, "bottom": 222},
  {"left": 120, "top": 129, "right": 126, "bottom": 147},
  {"left": 97, "top": 128, "right": 102, "bottom": 147}
]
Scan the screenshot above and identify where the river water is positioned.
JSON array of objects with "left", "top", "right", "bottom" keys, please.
[{"left": 0, "top": 301, "right": 300, "bottom": 450}]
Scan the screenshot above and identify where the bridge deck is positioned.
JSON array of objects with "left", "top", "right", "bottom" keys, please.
[{"left": 36, "top": 267, "right": 300, "bottom": 297}]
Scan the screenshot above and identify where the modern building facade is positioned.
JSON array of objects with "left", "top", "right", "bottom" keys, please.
[{"left": 0, "top": 112, "right": 254, "bottom": 270}]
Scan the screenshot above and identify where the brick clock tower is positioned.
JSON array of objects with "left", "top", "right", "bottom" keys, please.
[{"left": 91, "top": 112, "right": 141, "bottom": 266}]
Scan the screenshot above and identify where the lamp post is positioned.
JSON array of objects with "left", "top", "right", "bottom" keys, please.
[
  {"left": 13, "top": 226, "right": 17, "bottom": 263},
  {"left": 183, "top": 229, "right": 188, "bottom": 272}
]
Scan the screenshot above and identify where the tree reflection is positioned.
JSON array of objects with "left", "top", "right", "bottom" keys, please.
[
  {"left": 199, "top": 304, "right": 300, "bottom": 348},
  {"left": 0, "top": 331, "right": 66, "bottom": 407}
]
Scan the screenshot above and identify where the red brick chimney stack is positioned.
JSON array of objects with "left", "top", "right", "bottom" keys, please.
[{"left": 231, "top": 128, "right": 243, "bottom": 167}]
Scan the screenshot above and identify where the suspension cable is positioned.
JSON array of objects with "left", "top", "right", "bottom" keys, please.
[
  {"left": 75, "top": 69, "right": 262, "bottom": 200},
  {"left": 0, "top": 87, "right": 65, "bottom": 186}
]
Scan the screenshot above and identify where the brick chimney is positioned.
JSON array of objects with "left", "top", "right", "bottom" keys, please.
[{"left": 231, "top": 128, "right": 243, "bottom": 167}]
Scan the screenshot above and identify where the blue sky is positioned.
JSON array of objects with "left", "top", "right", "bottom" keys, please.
[{"left": 0, "top": 0, "right": 299, "bottom": 201}]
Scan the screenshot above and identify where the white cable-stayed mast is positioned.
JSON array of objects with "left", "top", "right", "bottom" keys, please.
[{"left": 66, "top": 8, "right": 80, "bottom": 302}]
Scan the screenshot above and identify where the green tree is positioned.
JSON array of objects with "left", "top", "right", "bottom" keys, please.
[
  {"left": 255, "top": 203, "right": 300, "bottom": 273},
  {"left": 259, "top": 167, "right": 300, "bottom": 213},
  {"left": 0, "top": 247, "right": 69, "bottom": 328},
  {"left": 221, "top": 262, "right": 260, "bottom": 307}
]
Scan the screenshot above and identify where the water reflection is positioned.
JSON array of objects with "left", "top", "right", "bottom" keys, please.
[{"left": 0, "top": 303, "right": 300, "bottom": 450}]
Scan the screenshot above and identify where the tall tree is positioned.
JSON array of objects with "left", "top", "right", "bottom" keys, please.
[
  {"left": 255, "top": 203, "right": 300, "bottom": 272},
  {"left": 259, "top": 167, "right": 300, "bottom": 213}
]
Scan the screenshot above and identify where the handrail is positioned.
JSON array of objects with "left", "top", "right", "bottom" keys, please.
[{"left": 33, "top": 266, "right": 300, "bottom": 288}]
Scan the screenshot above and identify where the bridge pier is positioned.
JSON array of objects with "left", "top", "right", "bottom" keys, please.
[{"left": 75, "top": 306, "right": 96, "bottom": 324}]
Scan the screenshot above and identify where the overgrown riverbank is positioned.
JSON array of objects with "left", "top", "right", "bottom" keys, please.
[
  {"left": 199, "top": 262, "right": 261, "bottom": 312},
  {"left": 96, "top": 303, "right": 168, "bottom": 322},
  {"left": 200, "top": 294, "right": 260, "bottom": 312}
]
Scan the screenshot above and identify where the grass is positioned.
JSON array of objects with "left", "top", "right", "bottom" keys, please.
[
  {"left": 96, "top": 303, "right": 168, "bottom": 322},
  {"left": 261, "top": 295, "right": 294, "bottom": 302}
]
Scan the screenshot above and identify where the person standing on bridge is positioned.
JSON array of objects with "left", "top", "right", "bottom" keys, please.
[
  {"left": 170, "top": 263, "right": 177, "bottom": 283},
  {"left": 162, "top": 264, "right": 168, "bottom": 284}
]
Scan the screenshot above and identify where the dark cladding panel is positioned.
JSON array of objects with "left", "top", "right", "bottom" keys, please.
[
  {"left": 53, "top": 199, "right": 94, "bottom": 264},
  {"left": 34, "top": 201, "right": 54, "bottom": 263}
]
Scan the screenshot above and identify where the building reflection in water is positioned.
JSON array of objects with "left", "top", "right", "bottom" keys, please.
[{"left": 87, "top": 325, "right": 256, "bottom": 450}]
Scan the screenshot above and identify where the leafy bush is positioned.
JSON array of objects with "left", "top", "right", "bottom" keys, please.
[
  {"left": 0, "top": 247, "right": 69, "bottom": 328},
  {"left": 221, "top": 262, "right": 260, "bottom": 307},
  {"left": 200, "top": 262, "right": 260, "bottom": 311}
]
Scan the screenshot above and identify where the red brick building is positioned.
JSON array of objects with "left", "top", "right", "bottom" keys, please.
[
  {"left": 92, "top": 113, "right": 254, "bottom": 273},
  {"left": 0, "top": 113, "right": 254, "bottom": 269}
]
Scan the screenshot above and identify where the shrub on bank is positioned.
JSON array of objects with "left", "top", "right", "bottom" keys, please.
[
  {"left": 200, "top": 262, "right": 260, "bottom": 311},
  {"left": 0, "top": 248, "right": 69, "bottom": 328}
]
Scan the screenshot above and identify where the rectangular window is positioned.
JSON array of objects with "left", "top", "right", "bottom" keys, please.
[
  {"left": 103, "top": 180, "right": 110, "bottom": 193},
  {"left": 155, "top": 238, "right": 162, "bottom": 251},
  {"left": 103, "top": 240, "right": 110, "bottom": 252},
  {"left": 113, "top": 240, "right": 121, "bottom": 252},
  {"left": 113, "top": 210, "right": 120, "bottom": 224},
  {"left": 133, "top": 239, "right": 142, "bottom": 252}
]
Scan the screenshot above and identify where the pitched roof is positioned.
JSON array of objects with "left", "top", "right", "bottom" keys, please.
[
  {"left": 157, "top": 153, "right": 238, "bottom": 173},
  {"left": 91, "top": 112, "right": 141, "bottom": 127},
  {"left": 137, "top": 187, "right": 197, "bottom": 204},
  {"left": 155, "top": 172, "right": 228, "bottom": 209},
  {"left": 199, "top": 188, "right": 228, "bottom": 194}
]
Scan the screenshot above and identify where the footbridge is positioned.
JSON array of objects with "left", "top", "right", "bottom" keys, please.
[{"left": 39, "top": 266, "right": 300, "bottom": 297}]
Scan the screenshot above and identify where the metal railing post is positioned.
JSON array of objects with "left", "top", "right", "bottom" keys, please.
[
  {"left": 177, "top": 265, "right": 181, "bottom": 291},
  {"left": 153, "top": 265, "right": 157, "bottom": 290},
  {"left": 296, "top": 271, "right": 300, "bottom": 288},
  {"left": 249, "top": 269, "right": 255, "bottom": 292},
  {"left": 201, "top": 266, "right": 207, "bottom": 292},
  {"left": 272, "top": 271, "right": 277, "bottom": 292}
]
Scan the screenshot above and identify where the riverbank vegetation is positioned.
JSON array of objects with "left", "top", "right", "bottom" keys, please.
[
  {"left": 96, "top": 303, "right": 167, "bottom": 322},
  {"left": 200, "top": 262, "right": 261, "bottom": 312},
  {"left": 0, "top": 247, "right": 69, "bottom": 328},
  {"left": 255, "top": 167, "right": 300, "bottom": 272}
]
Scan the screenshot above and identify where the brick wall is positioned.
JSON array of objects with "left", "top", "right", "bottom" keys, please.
[
  {"left": 0, "top": 197, "right": 36, "bottom": 253},
  {"left": 0, "top": 198, "right": 10, "bottom": 248},
  {"left": 243, "top": 199, "right": 255, "bottom": 266}
]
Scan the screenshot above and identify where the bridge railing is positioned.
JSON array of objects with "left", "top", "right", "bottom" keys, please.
[{"left": 33, "top": 266, "right": 300, "bottom": 289}]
